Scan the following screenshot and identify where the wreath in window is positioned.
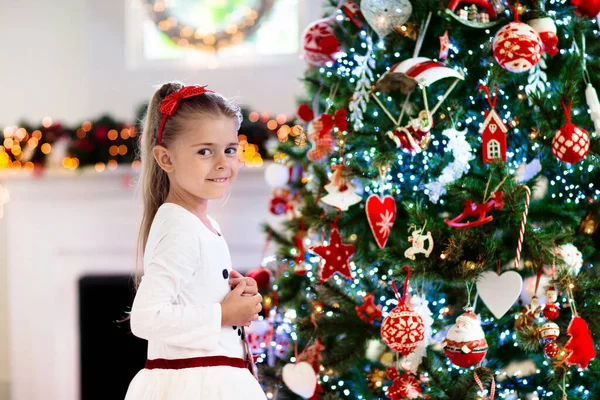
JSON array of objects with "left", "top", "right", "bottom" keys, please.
[{"left": 143, "top": 0, "right": 275, "bottom": 51}]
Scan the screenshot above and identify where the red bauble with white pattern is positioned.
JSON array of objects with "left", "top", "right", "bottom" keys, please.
[
  {"left": 381, "top": 300, "right": 425, "bottom": 356},
  {"left": 302, "top": 17, "right": 341, "bottom": 66},
  {"left": 544, "top": 341, "right": 559, "bottom": 358},
  {"left": 386, "top": 369, "right": 422, "bottom": 400},
  {"left": 551, "top": 123, "right": 590, "bottom": 164},
  {"left": 443, "top": 309, "right": 488, "bottom": 368},
  {"left": 493, "top": 22, "right": 543, "bottom": 73}
]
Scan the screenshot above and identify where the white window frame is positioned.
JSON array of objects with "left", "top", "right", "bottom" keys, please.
[{"left": 487, "top": 139, "right": 501, "bottom": 159}]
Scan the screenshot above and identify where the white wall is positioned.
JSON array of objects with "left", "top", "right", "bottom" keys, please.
[{"left": 1, "top": 0, "right": 322, "bottom": 126}]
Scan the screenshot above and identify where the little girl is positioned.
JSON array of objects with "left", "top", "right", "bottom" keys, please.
[{"left": 125, "top": 82, "right": 267, "bottom": 399}]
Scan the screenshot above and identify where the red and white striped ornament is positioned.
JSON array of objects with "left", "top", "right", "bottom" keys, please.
[{"left": 514, "top": 184, "right": 531, "bottom": 269}]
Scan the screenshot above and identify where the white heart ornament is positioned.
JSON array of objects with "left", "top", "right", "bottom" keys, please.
[
  {"left": 476, "top": 271, "right": 523, "bottom": 319},
  {"left": 282, "top": 361, "right": 317, "bottom": 398}
]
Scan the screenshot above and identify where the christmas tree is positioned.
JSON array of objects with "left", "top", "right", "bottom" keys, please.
[{"left": 250, "top": 1, "right": 600, "bottom": 399}]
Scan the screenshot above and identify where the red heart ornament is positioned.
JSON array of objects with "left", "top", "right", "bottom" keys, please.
[
  {"left": 366, "top": 194, "right": 396, "bottom": 249},
  {"left": 246, "top": 268, "right": 272, "bottom": 290}
]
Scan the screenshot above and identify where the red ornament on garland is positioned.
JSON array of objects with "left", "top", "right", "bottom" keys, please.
[
  {"left": 386, "top": 367, "right": 422, "bottom": 399},
  {"left": 493, "top": 17, "right": 543, "bottom": 73},
  {"left": 366, "top": 194, "right": 396, "bottom": 249},
  {"left": 544, "top": 341, "right": 559, "bottom": 358},
  {"left": 302, "top": 17, "right": 341, "bottom": 66},
  {"left": 442, "top": 308, "right": 488, "bottom": 368},
  {"left": 565, "top": 316, "right": 597, "bottom": 369},
  {"left": 356, "top": 293, "right": 383, "bottom": 324},
  {"left": 381, "top": 267, "right": 425, "bottom": 356},
  {"left": 309, "top": 226, "right": 355, "bottom": 283},
  {"left": 572, "top": 0, "right": 600, "bottom": 19},
  {"left": 551, "top": 101, "right": 590, "bottom": 164}
]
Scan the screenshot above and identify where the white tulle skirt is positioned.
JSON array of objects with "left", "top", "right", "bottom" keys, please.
[{"left": 125, "top": 365, "right": 267, "bottom": 400}]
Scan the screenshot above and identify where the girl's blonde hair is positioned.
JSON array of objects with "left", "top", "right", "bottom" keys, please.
[{"left": 135, "top": 82, "right": 242, "bottom": 286}]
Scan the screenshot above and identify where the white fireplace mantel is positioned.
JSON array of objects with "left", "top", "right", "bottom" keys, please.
[{"left": 0, "top": 165, "right": 276, "bottom": 400}]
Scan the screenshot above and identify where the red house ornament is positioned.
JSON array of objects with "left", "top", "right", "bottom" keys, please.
[{"left": 479, "top": 84, "right": 507, "bottom": 164}]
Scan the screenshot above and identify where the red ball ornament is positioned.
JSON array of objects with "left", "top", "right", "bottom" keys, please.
[
  {"left": 302, "top": 17, "right": 341, "bottom": 66},
  {"left": 544, "top": 341, "right": 559, "bottom": 358},
  {"left": 540, "top": 322, "right": 560, "bottom": 341},
  {"left": 381, "top": 268, "right": 425, "bottom": 356},
  {"left": 381, "top": 300, "right": 425, "bottom": 356},
  {"left": 543, "top": 303, "right": 560, "bottom": 321},
  {"left": 246, "top": 268, "right": 272, "bottom": 290},
  {"left": 551, "top": 102, "right": 590, "bottom": 164},
  {"left": 493, "top": 22, "right": 543, "bottom": 73},
  {"left": 269, "top": 195, "right": 289, "bottom": 215},
  {"left": 572, "top": 0, "right": 600, "bottom": 19},
  {"left": 386, "top": 368, "right": 422, "bottom": 399},
  {"left": 443, "top": 309, "right": 488, "bottom": 368}
]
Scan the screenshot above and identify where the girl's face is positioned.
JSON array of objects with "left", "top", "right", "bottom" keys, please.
[{"left": 159, "top": 115, "right": 241, "bottom": 201}]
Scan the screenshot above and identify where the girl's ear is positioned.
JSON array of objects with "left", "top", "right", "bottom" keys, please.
[{"left": 153, "top": 145, "right": 175, "bottom": 173}]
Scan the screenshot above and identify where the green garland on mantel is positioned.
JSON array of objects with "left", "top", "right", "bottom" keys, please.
[{"left": 0, "top": 105, "right": 288, "bottom": 172}]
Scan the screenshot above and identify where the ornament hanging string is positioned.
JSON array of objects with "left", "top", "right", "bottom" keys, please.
[
  {"left": 506, "top": 1, "right": 521, "bottom": 22},
  {"left": 552, "top": 242, "right": 557, "bottom": 277},
  {"left": 561, "top": 100, "right": 573, "bottom": 124},
  {"left": 295, "top": 313, "right": 320, "bottom": 361},
  {"left": 478, "top": 84, "right": 499, "bottom": 109},
  {"left": 483, "top": 174, "right": 508, "bottom": 203},
  {"left": 370, "top": 93, "right": 400, "bottom": 125},
  {"left": 513, "top": 184, "right": 532, "bottom": 269},
  {"left": 465, "top": 281, "right": 476, "bottom": 309},
  {"left": 391, "top": 266, "right": 412, "bottom": 301},
  {"left": 378, "top": 165, "right": 388, "bottom": 198},
  {"left": 474, "top": 370, "right": 495, "bottom": 400},
  {"left": 580, "top": 33, "right": 592, "bottom": 85},
  {"left": 413, "top": 12, "right": 433, "bottom": 58}
]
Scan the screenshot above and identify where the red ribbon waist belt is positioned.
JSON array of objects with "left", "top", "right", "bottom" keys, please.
[{"left": 145, "top": 355, "right": 248, "bottom": 370}]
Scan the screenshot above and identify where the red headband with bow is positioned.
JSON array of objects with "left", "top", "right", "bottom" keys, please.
[{"left": 157, "top": 85, "right": 214, "bottom": 145}]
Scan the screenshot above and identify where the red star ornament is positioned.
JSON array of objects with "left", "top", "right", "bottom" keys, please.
[{"left": 309, "top": 227, "right": 355, "bottom": 283}]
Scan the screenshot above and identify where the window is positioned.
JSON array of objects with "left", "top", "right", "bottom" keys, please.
[
  {"left": 127, "top": 0, "right": 301, "bottom": 69},
  {"left": 487, "top": 139, "right": 500, "bottom": 159}
]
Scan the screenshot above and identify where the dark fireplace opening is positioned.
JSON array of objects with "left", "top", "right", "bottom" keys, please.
[{"left": 79, "top": 275, "right": 147, "bottom": 400}]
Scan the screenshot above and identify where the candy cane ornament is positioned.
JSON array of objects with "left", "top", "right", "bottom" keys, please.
[
  {"left": 514, "top": 184, "right": 531, "bottom": 269},
  {"left": 474, "top": 370, "right": 495, "bottom": 400}
]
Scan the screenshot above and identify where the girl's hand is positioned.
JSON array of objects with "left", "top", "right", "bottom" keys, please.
[
  {"left": 228, "top": 270, "right": 258, "bottom": 296},
  {"left": 221, "top": 281, "right": 262, "bottom": 327}
]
